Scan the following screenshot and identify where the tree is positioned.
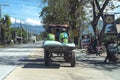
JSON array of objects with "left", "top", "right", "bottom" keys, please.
[
  {"left": 40, "top": 0, "right": 88, "bottom": 44},
  {"left": 1, "top": 15, "right": 11, "bottom": 45},
  {"left": 90, "top": 0, "right": 120, "bottom": 44},
  {"left": 68, "top": 0, "right": 88, "bottom": 45},
  {"left": 15, "top": 27, "right": 27, "bottom": 43},
  {"left": 40, "top": 0, "right": 120, "bottom": 45},
  {"left": 40, "top": 0, "right": 69, "bottom": 25}
]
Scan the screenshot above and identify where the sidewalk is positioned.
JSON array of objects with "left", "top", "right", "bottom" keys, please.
[{"left": 4, "top": 48, "right": 113, "bottom": 80}]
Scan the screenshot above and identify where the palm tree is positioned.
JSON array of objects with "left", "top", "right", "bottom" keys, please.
[{"left": 0, "top": 15, "right": 11, "bottom": 45}]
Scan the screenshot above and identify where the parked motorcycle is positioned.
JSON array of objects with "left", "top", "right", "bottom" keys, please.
[
  {"left": 107, "top": 43, "right": 118, "bottom": 63},
  {"left": 96, "top": 45, "right": 103, "bottom": 55},
  {"left": 87, "top": 44, "right": 103, "bottom": 55}
]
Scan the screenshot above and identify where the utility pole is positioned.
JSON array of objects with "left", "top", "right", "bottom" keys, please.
[
  {"left": 0, "top": 4, "right": 9, "bottom": 45},
  {"left": 23, "top": 20, "right": 28, "bottom": 43},
  {"left": 15, "top": 18, "right": 17, "bottom": 43},
  {"left": 26, "top": 25, "right": 28, "bottom": 43},
  {"left": 20, "top": 20, "right": 22, "bottom": 44}
]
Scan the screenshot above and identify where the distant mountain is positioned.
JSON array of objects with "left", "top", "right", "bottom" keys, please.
[{"left": 11, "top": 23, "right": 44, "bottom": 35}]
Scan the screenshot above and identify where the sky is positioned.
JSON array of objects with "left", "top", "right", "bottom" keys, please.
[
  {"left": 107, "top": 1, "right": 120, "bottom": 19},
  {"left": 0, "top": 0, "right": 43, "bottom": 26},
  {"left": 0, "top": 0, "right": 120, "bottom": 26}
]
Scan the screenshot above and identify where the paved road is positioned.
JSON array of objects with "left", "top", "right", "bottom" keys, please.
[
  {"left": 3, "top": 43, "right": 120, "bottom": 80},
  {"left": 75, "top": 50, "right": 120, "bottom": 80},
  {"left": 0, "top": 42, "right": 42, "bottom": 80}
]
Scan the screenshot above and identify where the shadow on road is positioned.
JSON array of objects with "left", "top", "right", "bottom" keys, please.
[
  {"left": 1, "top": 49, "right": 120, "bottom": 70},
  {"left": 76, "top": 54, "right": 120, "bottom": 71},
  {"left": 0, "top": 55, "right": 28, "bottom": 66},
  {"left": 19, "top": 55, "right": 60, "bottom": 69},
  {"left": 0, "top": 53, "right": 61, "bottom": 69}
]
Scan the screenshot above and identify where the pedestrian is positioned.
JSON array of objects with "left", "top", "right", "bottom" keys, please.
[
  {"left": 104, "top": 38, "right": 118, "bottom": 63},
  {"left": 73, "top": 28, "right": 78, "bottom": 45}
]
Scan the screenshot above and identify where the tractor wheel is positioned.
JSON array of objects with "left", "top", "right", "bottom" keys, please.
[
  {"left": 70, "top": 52, "right": 76, "bottom": 67},
  {"left": 44, "top": 50, "right": 50, "bottom": 66}
]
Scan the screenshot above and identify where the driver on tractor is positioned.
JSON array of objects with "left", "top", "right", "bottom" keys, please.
[
  {"left": 59, "top": 28, "right": 68, "bottom": 43},
  {"left": 47, "top": 29, "right": 55, "bottom": 41}
]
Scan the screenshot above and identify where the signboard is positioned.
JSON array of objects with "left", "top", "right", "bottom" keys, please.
[
  {"left": 116, "top": 24, "right": 120, "bottom": 33},
  {"left": 104, "top": 14, "right": 114, "bottom": 24}
]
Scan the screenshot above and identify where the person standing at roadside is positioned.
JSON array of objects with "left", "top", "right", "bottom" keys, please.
[
  {"left": 104, "top": 38, "right": 118, "bottom": 63},
  {"left": 73, "top": 28, "right": 79, "bottom": 45}
]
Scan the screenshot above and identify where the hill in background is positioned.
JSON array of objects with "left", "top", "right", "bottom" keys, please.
[{"left": 11, "top": 23, "right": 44, "bottom": 35}]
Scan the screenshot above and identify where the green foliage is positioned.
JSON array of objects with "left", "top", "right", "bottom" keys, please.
[
  {"left": 39, "top": 30, "right": 47, "bottom": 40},
  {"left": 0, "top": 15, "right": 12, "bottom": 45},
  {"left": 0, "top": 14, "right": 27, "bottom": 45},
  {"left": 40, "top": 0, "right": 120, "bottom": 45},
  {"left": 11, "top": 27, "right": 27, "bottom": 43},
  {"left": 5, "top": 27, "right": 12, "bottom": 41},
  {"left": 4, "top": 15, "right": 11, "bottom": 27},
  {"left": 103, "top": 34, "right": 117, "bottom": 42},
  {"left": 40, "top": 0, "right": 88, "bottom": 35},
  {"left": 40, "top": 0, "right": 69, "bottom": 24}
]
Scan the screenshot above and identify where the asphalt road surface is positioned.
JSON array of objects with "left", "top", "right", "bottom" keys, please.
[
  {"left": 0, "top": 42, "right": 43, "bottom": 80},
  {"left": 1, "top": 41, "right": 120, "bottom": 80}
]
